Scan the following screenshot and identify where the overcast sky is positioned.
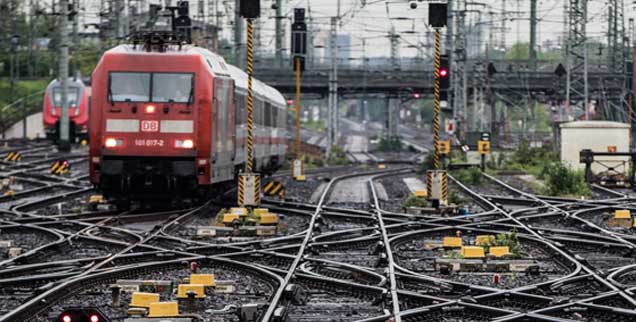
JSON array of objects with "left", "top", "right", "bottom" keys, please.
[{"left": 78, "top": 0, "right": 636, "bottom": 58}]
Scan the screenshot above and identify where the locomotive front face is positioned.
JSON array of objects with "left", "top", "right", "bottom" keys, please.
[
  {"left": 95, "top": 69, "right": 203, "bottom": 199},
  {"left": 43, "top": 81, "right": 89, "bottom": 139}
]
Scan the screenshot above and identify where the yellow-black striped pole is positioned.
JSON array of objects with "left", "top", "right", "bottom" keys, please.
[
  {"left": 433, "top": 29, "right": 441, "bottom": 170},
  {"left": 246, "top": 19, "right": 255, "bottom": 173},
  {"left": 295, "top": 57, "right": 301, "bottom": 158}
]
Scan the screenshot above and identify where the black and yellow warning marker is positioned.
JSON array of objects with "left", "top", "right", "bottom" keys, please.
[
  {"left": 5, "top": 152, "right": 22, "bottom": 162},
  {"left": 50, "top": 160, "right": 70, "bottom": 175},
  {"left": 263, "top": 181, "right": 285, "bottom": 198}
]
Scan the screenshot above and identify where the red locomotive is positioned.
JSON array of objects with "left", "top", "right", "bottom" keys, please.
[
  {"left": 88, "top": 37, "right": 287, "bottom": 205},
  {"left": 43, "top": 78, "right": 91, "bottom": 141}
]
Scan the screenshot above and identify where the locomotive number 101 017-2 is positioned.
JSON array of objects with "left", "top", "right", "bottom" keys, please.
[{"left": 134, "top": 139, "right": 165, "bottom": 147}]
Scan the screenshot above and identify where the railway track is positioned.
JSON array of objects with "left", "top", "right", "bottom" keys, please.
[{"left": 2, "top": 138, "right": 636, "bottom": 321}]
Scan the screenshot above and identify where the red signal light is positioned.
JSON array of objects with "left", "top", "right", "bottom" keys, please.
[
  {"left": 287, "top": 99, "right": 294, "bottom": 105},
  {"left": 413, "top": 93, "right": 421, "bottom": 99},
  {"left": 439, "top": 69, "right": 448, "bottom": 77},
  {"left": 61, "top": 315, "right": 72, "bottom": 322}
]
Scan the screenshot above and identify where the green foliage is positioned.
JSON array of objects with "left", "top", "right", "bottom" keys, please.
[
  {"left": 541, "top": 162, "right": 591, "bottom": 197},
  {"left": 0, "top": 79, "right": 49, "bottom": 131},
  {"left": 377, "top": 136, "right": 403, "bottom": 152},
  {"left": 447, "top": 190, "right": 468, "bottom": 205},
  {"left": 327, "top": 145, "right": 350, "bottom": 165},
  {"left": 444, "top": 249, "right": 464, "bottom": 260},
  {"left": 504, "top": 42, "right": 562, "bottom": 61},
  {"left": 302, "top": 119, "right": 325, "bottom": 133},
  {"left": 482, "top": 229, "right": 522, "bottom": 258},
  {"left": 404, "top": 195, "right": 428, "bottom": 208},
  {"left": 451, "top": 167, "right": 483, "bottom": 186},
  {"left": 505, "top": 140, "right": 558, "bottom": 176},
  {"left": 417, "top": 153, "right": 435, "bottom": 174}
]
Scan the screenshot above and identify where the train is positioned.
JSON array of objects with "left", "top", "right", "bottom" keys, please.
[
  {"left": 88, "top": 39, "right": 287, "bottom": 205},
  {"left": 42, "top": 78, "right": 91, "bottom": 141}
]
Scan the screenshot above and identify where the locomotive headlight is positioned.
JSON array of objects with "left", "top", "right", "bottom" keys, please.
[
  {"left": 104, "top": 138, "right": 123, "bottom": 148},
  {"left": 175, "top": 139, "right": 194, "bottom": 149},
  {"left": 51, "top": 107, "right": 57, "bottom": 116},
  {"left": 74, "top": 107, "right": 80, "bottom": 116},
  {"left": 145, "top": 105, "right": 156, "bottom": 114}
]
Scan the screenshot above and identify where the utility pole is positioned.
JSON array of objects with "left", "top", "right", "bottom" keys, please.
[
  {"left": 327, "top": 17, "right": 338, "bottom": 159},
  {"left": 307, "top": 4, "right": 313, "bottom": 69},
  {"left": 500, "top": 0, "right": 506, "bottom": 50},
  {"left": 72, "top": 0, "right": 79, "bottom": 77},
  {"left": 28, "top": 0, "right": 37, "bottom": 77},
  {"left": 208, "top": 0, "right": 220, "bottom": 52},
  {"left": 58, "top": 0, "right": 71, "bottom": 151},
  {"left": 389, "top": 26, "right": 400, "bottom": 69},
  {"left": 275, "top": 0, "right": 283, "bottom": 68},
  {"left": 115, "top": 0, "right": 125, "bottom": 41},
  {"left": 362, "top": 38, "right": 368, "bottom": 123},
  {"left": 607, "top": 0, "right": 625, "bottom": 73},
  {"left": 452, "top": 2, "right": 467, "bottom": 127},
  {"left": 9, "top": 0, "right": 17, "bottom": 102},
  {"left": 529, "top": 0, "right": 537, "bottom": 71},
  {"left": 446, "top": 0, "right": 453, "bottom": 52},
  {"left": 566, "top": 0, "right": 589, "bottom": 120}
]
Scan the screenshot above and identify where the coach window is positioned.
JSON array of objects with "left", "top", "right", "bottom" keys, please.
[
  {"left": 152, "top": 73, "right": 194, "bottom": 103},
  {"left": 109, "top": 72, "right": 150, "bottom": 102}
]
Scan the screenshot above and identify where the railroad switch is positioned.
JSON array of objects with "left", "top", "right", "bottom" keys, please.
[
  {"left": 189, "top": 274, "right": 215, "bottom": 286},
  {"left": 216, "top": 207, "right": 282, "bottom": 236},
  {"left": 239, "top": 303, "right": 260, "bottom": 322},
  {"left": 4, "top": 151, "right": 22, "bottom": 162},
  {"left": 116, "top": 280, "right": 173, "bottom": 294},
  {"left": 442, "top": 237, "right": 462, "bottom": 248},
  {"left": 89, "top": 195, "right": 105, "bottom": 204},
  {"left": 609, "top": 209, "right": 633, "bottom": 228},
  {"left": 130, "top": 292, "right": 160, "bottom": 308},
  {"left": 148, "top": 301, "right": 179, "bottom": 317},
  {"left": 489, "top": 246, "right": 510, "bottom": 257},
  {"left": 461, "top": 246, "right": 485, "bottom": 258},
  {"left": 176, "top": 284, "right": 205, "bottom": 298}
]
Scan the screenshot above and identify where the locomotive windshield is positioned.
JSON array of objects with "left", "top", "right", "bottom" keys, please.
[
  {"left": 152, "top": 73, "right": 193, "bottom": 103},
  {"left": 110, "top": 72, "right": 151, "bottom": 102},
  {"left": 52, "top": 87, "right": 80, "bottom": 107},
  {"left": 109, "top": 72, "right": 193, "bottom": 103}
]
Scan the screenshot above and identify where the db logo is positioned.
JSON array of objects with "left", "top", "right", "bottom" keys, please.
[{"left": 141, "top": 120, "right": 159, "bottom": 132}]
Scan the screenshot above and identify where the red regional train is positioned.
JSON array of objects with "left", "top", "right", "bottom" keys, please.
[
  {"left": 42, "top": 78, "right": 91, "bottom": 141},
  {"left": 89, "top": 43, "right": 287, "bottom": 204}
]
